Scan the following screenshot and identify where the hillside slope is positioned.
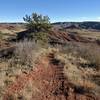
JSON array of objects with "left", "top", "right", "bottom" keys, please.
[
  {"left": 53, "top": 21, "right": 100, "bottom": 30},
  {"left": 2, "top": 49, "right": 100, "bottom": 100}
]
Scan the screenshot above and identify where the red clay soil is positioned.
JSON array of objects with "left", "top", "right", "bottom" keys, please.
[
  {"left": 49, "top": 30, "right": 95, "bottom": 43},
  {"left": 0, "top": 24, "right": 18, "bottom": 30},
  {"left": 4, "top": 53, "right": 99, "bottom": 100}
]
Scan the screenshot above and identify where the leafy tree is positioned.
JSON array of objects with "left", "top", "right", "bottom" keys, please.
[
  {"left": 23, "top": 13, "right": 51, "bottom": 44},
  {"left": 23, "top": 13, "right": 51, "bottom": 32}
]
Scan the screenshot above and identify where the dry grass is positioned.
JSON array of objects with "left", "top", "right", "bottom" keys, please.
[
  {"left": 0, "top": 39, "right": 100, "bottom": 98},
  {"left": 60, "top": 42, "right": 100, "bottom": 69},
  {"left": 66, "top": 29, "right": 100, "bottom": 39},
  {"left": 10, "top": 79, "right": 41, "bottom": 100},
  {"left": 0, "top": 24, "right": 25, "bottom": 34},
  {"left": 76, "top": 45, "right": 100, "bottom": 70},
  {"left": 55, "top": 46, "right": 100, "bottom": 95},
  {"left": 14, "top": 39, "right": 48, "bottom": 69},
  {"left": 14, "top": 40, "right": 38, "bottom": 68},
  {"left": 0, "top": 39, "right": 46, "bottom": 99}
]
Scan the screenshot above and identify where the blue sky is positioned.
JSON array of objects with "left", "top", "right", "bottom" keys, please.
[{"left": 0, "top": 0, "right": 100, "bottom": 22}]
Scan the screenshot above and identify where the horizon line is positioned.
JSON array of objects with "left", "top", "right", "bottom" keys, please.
[{"left": 0, "top": 20, "right": 100, "bottom": 23}]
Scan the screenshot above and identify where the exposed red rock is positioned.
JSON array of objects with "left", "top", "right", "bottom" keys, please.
[{"left": 49, "top": 30, "right": 95, "bottom": 45}]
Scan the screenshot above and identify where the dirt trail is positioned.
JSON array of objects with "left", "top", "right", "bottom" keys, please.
[{"left": 4, "top": 53, "right": 99, "bottom": 100}]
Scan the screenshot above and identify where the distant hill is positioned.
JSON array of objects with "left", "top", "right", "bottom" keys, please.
[
  {"left": 53, "top": 21, "right": 100, "bottom": 30},
  {"left": 0, "top": 23, "right": 25, "bottom": 34},
  {"left": 1, "top": 22, "right": 100, "bottom": 31}
]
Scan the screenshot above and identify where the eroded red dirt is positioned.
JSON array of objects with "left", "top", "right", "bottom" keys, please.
[
  {"left": 49, "top": 30, "right": 95, "bottom": 44},
  {"left": 4, "top": 53, "right": 99, "bottom": 100}
]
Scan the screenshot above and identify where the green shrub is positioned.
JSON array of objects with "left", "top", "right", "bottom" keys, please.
[
  {"left": 31, "top": 32, "right": 48, "bottom": 45},
  {"left": 23, "top": 13, "right": 51, "bottom": 32},
  {"left": 23, "top": 12, "right": 51, "bottom": 44}
]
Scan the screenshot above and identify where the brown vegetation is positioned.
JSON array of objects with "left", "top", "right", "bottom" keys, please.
[
  {"left": 0, "top": 22, "right": 100, "bottom": 100},
  {"left": 2, "top": 49, "right": 99, "bottom": 100}
]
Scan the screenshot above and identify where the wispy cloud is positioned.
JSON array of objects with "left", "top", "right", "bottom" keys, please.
[
  {"left": 77, "top": 17, "right": 100, "bottom": 22},
  {"left": 51, "top": 17, "right": 100, "bottom": 22},
  {"left": 97, "top": 17, "right": 100, "bottom": 20}
]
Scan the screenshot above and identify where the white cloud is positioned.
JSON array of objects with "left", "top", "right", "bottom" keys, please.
[
  {"left": 78, "top": 17, "right": 100, "bottom": 22},
  {"left": 97, "top": 17, "right": 100, "bottom": 20}
]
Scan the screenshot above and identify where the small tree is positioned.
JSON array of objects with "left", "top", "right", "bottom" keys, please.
[
  {"left": 23, "top": 13, "right": 51, "bottom": 32},
  {"left": 23, "top": 13, "right": 51, "bottom": 43}
]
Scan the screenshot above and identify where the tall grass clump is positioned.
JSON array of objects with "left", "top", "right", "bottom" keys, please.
[
  {"left": 15, "top": 39, "right": 39, "bottom": 68},
  {"left": 60, "top": 43, "right": 100, "bottom": 69},
  {"left": 76, "top": 45, "right": 100, "bottom": 69},
  {"left": 7, "top": 39, "right": 41, "bottom": 72}
]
